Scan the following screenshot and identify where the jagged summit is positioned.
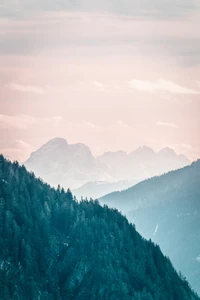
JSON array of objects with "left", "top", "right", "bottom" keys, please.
[
  {"left": 158, "top": 147, "right": 176, "bottom": 156},
  {"left": 28, "top": 138, "right": 92, "bottom": 160},
  {"left": 71, "top": 142, "right": 93, "bottom": 155},
  {"left": 45, "top": 137, "right": 68, "bottom": 146},
  {"left": 24, "top": 138, "right": 108, "bottom": 189},
  {"left": 129, "top": 145, "right": 156, "bottom": 157},
  {"left": 25, "top": 137, "right": 191, "bottom": 192},
  {"left": 101, "top": 150, "right": 127, "bottom": 156},
  {"left": 39, "top": 137, "right": 68, "bottom": 149},
  {"left": 29, "top": 137, "right": 68, "bottom": 158},
  {"left": 98, "top": 150, "right": 127, "bottom": 159},
  {"left": 136, "top": 145, "right": 155, "bottom": 152}
]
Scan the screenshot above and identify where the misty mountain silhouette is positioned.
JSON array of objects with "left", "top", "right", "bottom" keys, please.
[
  {"left": 24, "top": 138, "right": 190, "bottom": 197},
  {"left": 100, "top": 160, "right": 200, "bottom": 294}
]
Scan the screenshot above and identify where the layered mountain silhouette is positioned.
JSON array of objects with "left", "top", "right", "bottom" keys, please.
[
  {"left": 97, "top": 146, "right": 190, "bottom": 182},
  {"left": 73, "top": 180, "right": 135, "bottom": 200},
  {"left": 25, "top": 138, "right": 190, "bottom": 198},
  {"left": 100, "top": 160, "right": 200, "bottom": 295},
  {"left": 25, "top": 138, "right": 110, "bottom": 190},
  {"left": 0, "top": 154, "right": 199, "bottom": 299}
]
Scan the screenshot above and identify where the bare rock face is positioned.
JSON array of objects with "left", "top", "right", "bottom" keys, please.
[
  {"left": 97, "top": 145, "right": 190, "bottom": 181},
  {"left": 25, "top": 137, "right": 190, "bottom": 195}
]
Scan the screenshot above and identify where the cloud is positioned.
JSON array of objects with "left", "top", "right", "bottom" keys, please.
[
  {"left": 0, "top": 114, "right": 63, "bottom": 130},
  {"left": 129, "top": 78, "right": 200, "bottom": 94},
  {"left": 0, "top": 114, "right": 36, "bottom": 130},
  {"left": 156, "top": 121, "right": 178, "bottom": 128},
  {"left": 117, "top": 120, "right": 129, "bottom": 129},
  {"left": 7, "top": 83, "right": 45, "bottom": 95},
  {"left": 0, "top": 140, "right": 34, "bottom": 162},
  {"left": 91, "top": 81, "right": 105, "bottom": 88},
  {"left": 167, "top": 143, "right": 200, "bottom": 161},
  {"left": 15, "top": 140, "right": 33, "bottom": 150},
  {"left": 0, "top": 0, "right": 198, "bottom": 19},
  {"left": 52, "top": 116, "right": 63, "bottom": 126},
  {"left": 0, "top": 11, "right": 199, "bottom": 68},
  {"left": 85, "top": 121, "right": 102, "bottom": 129},
  {"left": 90, "top": 81, "right": 107, "bottom": 91},
  {"left": 70, "top": 121, "right": 103, "bottom": 131}
]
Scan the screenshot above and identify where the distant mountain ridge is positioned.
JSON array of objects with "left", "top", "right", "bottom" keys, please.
[
  {"left": 97, "top": 145, "right": 190, "bottom": 182},
  {"left": 25, "top": 137, "right": 109, "bottom": 189},
  {"left": 72, "top": 180, "right": 136, "bottom": 200},
  {"left": 24, "top": 137, "right": 190, "bottom": 195},
  {"left": 99, "top": 160, "right": 200, "bottom": 295}
]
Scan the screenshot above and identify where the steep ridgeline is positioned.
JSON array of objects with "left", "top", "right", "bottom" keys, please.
[
  {"left": 25, "top": 138, "right": 190, "bottom": 198},
  {"left": 0, "top": 155, "right": 199, "bottom": 300},
  {"left": 97, "top": 146, "right": 190, "bottom": 182},
  {"left": 72, "top": 180, "right": 136, "bottom": 200},
  {"left": 100, "top": 160, "right": 200, "bottom": 295},
  {"left": 24, "top": 137, "right": 109, "bottom": 190}
]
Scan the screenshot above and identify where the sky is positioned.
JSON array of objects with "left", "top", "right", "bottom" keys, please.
[{"left": 0, "top": 0, "right": 200, "bottom": 162}]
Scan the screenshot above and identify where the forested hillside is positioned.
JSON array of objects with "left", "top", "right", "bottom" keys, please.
[
  {"left": 0, "top": 155, "right": 199, "bottom": 300},
  {"left": 100, "top": 160, "right": 200, "bottom": 295}
]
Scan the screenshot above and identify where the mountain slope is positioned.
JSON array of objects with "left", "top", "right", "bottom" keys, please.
[
  {"left": 0, "top": 154, "right": 199, "bottom": 299},
  {"left": 72, "top": 180, "right": 135, "bottom": 200},
  {"left": 100, "top": 160, "right": 200, "bottom": 295}
]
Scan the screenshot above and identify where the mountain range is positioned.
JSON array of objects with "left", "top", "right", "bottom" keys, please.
[
  {"left": 24, "top": 137, "right": 190, "bottom": 198},
  {"left": 100, "top": 160, "right": 200, "bottom": 295},
  {"left": 0, "top": 154, "right": 199, "bottom": 299},
  {"left": 97, "top": 145, "right": 190, "bottom": 182},
  {"left": 24, "top": 138, "right": 109, "bottom": 190}
]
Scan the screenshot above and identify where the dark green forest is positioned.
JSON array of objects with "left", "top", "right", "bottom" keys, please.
[
  {"left": 100, "top": 160, "right": 200, "bottom": 294},
  {"left": 0, "top": 155, "right": 199, "bottom": 300}
]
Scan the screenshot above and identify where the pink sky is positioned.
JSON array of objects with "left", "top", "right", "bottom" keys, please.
[{"left": 0, "top": 6, "right": 200, "bottom": 162}]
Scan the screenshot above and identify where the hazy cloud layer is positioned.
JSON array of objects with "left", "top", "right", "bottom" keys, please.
[
  {"left": 0, "top": 11, "right": 199, "bottom": 68},
  {"left": 156, "top": 121, "right": 179, "bottom": 129},
  {"left": 0, "top": 3, "right": 200, "bottom": 162},
  {"left": 0, "top": 114, "right": 62, "bottom": 130},
  {"left": 0, "top": 0, "right": 198, "bottom": 17},
  {"left": 129, "top": 79, "right": 200, "bottom": 94},
  {"left": 7, "top": 83, "right": 46, "bottom": 94}
]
